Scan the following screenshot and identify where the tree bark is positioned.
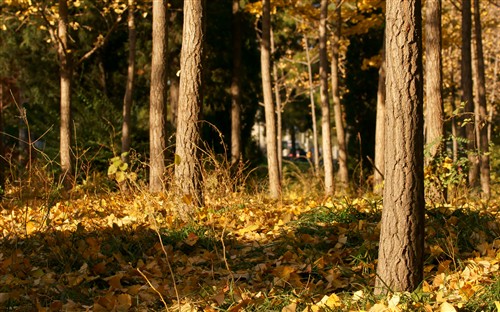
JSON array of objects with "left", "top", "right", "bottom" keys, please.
[
  {"left": 374, "top": 40, "right": 385, "bottom": 194},
  {"left": 319, "top": 0, "right": 335, "bottom": 196},
  {"left": 121, "top": 0, "right": 136, "bottom": 164},
  {"left": 149, "top": 0, "right": 168, "bottom": 193},
  {"left": 271, "top": 28, "right": 283, "bottom": 178},
  {"left": 473, "top": 0, "right": 490, "bottom": 198},
  {"left": 0, "top": 84, "right": 4, "bottom": 198},
  {"left": 375, "top": 0, "right": 425, "bottom": 294},
  {"left": 461, "top": 0, "right": 479, "bottom": 187},
  {"left": 261, "top": 0, "right": 281, "bottom": 199},
  {"left": 58, "top": 0, "right": 72, "bottom": 182},
  {"left": 175, "top": 0, "right": 205, "bottom": 216},
  {"left": 331, "top": 5, "right": 348, "bottom": 191},
  {"left": 425, "top": 0, "right": 444, "bottom": 160},
  {"left": 304, "top": 36, "right": 319, "bottom": 173},
  {"left": 231, "top": 0, "right": 242, "bottom": 165}
]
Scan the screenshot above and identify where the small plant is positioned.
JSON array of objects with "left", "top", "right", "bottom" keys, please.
[
  {"left": 425, "top": 155, "right": 468, "bottom": 203},
  {"left": 107, "top": 152, "right": 137, "bottom": 185}
]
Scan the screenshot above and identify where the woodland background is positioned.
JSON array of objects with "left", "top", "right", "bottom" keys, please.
[{"left": 0, "top": 0, "right": 499, "bottom": 311}]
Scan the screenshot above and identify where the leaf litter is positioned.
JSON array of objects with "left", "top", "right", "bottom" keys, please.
[{"left": 1, "top": 193, "right": 500, "bottom": 311}]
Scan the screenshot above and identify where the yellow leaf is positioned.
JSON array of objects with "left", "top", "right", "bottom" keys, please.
[
  {"left": 282, "top": 302, "right": 296, "bottom": 312},
  {"left": 369, "top": 303, "right": 388, "bottom": 312},
  {"left": 495, "top": 301, "right": 500, "bottom": 311},
  {"left": 116, "top": 293, "right": 132, "bottom": 312},
  {"left": 440, "top": 302, "right": 457, "bottom": 312}
]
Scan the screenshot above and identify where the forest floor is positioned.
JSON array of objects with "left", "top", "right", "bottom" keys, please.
[{"left": 1, "top": 178, "right": 500, "bottom": 311}]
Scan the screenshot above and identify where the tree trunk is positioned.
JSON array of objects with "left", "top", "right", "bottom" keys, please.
[
  {"left": 149, "top": 0, "right": 168, "bottom": 193},
  {"left": 461, "top": 0, "right": 479, "bottom": 187},
  {"left": 59, "top": 0, "right": 72, "bottom": 182},
  {"left": 121, "top": 0, "right": 136, "bottom": 164},
  {"left": 472, "top": 0, "right": 490, "bottom": 198},
  {"left": 319, "top": 0, "right": 335, "bottom": 196},
  {"left": 304, "top": 36, "right": 319, "bottom": 173},
  {"left": 0, "top": 84, "right": 5, "bottom": 198},
  {"left": 169, "top": 75, "right": 179, "bottom": 129},
  {"left": 230, "top": 0, "right": 242, "bottom": 165},
  {"left": 425, "top": 0, "right": 444, "bottom": 160},
  {"left": 331, "top": 5, "right": 348, "bottom": 191},
  {"left": 375, "top": 0, "right": 425, "bottom": 294},
  {"left": 374, "top": 39, "right": 385, "bottom": 194},
  {"left": 261, "top": 0, "right": 281, "bottom": 198},
  {"left": 448, "top": 48, "right": 460, "bottom": 163},
  {"left": 271, "top": 28, "right": 283, "bottom": 178},
  {"left": 175, "top": 0, "right": 205, "bottom": 217}
]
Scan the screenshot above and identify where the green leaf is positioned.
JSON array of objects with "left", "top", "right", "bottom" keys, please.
[
  {"left": 119, "top": 162, "right": 128, "bottom": 171},
  {"left": 115, "top": 171, "right": 126, "bottom": 183},
  {"left": 108, "top": 164, "right": 118, "bottom": 176}
]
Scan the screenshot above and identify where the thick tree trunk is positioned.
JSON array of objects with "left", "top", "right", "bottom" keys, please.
[
  {"left": 121, "top": 0, "right": 136, "bottom": 164},
  {"left": 261, "top": 0, "right": 281, "bottom": 198},
  {"left": 59, "top": 0, "right": 72, "bottom": 183},
  {"left": 473, "top": 0, "right": 490, "bottom": 198},
  {"left": 175, "top": 0, "right": 205, "bottom": 217},
  {"left": 375, "top": 0, "right": 425, "bottom": 294},
  {"left": 461, "top": 0, "right": 479, "bottom": 187},
  {"left": 304, "top": 36, "right": 319, "bottom": 173},
  {"left": 425, "top": 0, "right": 444, "bottom": 160},
  {"left": 331, "top": 6, "right": 348, "bottom": 191},
  {"left": 230, "top": 0, "right": 242, "bottom": 165},
  {"left": 319, "top": 0, "right": 335, "bottom": 196},
  {"left": 149, "top": 0, "right": 168, "bottom": 193},
  {"left": 374, "top": 40, "right": 385, "bottom": 194}
]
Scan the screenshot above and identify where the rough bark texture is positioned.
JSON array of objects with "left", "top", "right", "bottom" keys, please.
[
  {"left": 374, "top": 41, "right": 385, "bottom": 194},
  {"left": 375, "top": 0, "right": 425, "bottom": 294},
  {"left": 331, "top": 6, "right": 348, "bottom": 191},
  {"left": 231, "top": 0, "right": 242, "bottom": 165},
  {"left": 149, "top": 0, "right": 168, "bottom": 193},
  {"left": 59, "top": 0, "right": 72, "bottom": 179},
  {"left": 121, "top": 0, "right": 136, "bottom": 164},
  {"left": 319, "top": 0, "right": 334, "bottom": 196},
  {"left": 304, "top": 37, "right": 319, "bottom": 173},
  {"left": 425, "top": 0, "right": 444, "bottom": 160},
  {"left": 174, "top": 0, "right": 204, "bottom": 216},
  {"left": 473, "top": 0, "right": 490, "bottom": 198},
  {"left": 461, "top": 0, "right": 479, "bottom": 187},
  {"left": 261, "top": 0, "right": 281, "bottom": 198}
]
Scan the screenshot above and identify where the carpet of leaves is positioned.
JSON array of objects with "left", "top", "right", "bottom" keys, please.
[{"left": 1, "top": 191, "right": 500, "bottom": 311}]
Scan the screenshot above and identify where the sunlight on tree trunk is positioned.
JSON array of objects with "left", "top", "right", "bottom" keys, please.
[
  {"left": 175, "top": 0, "right": 205, "bottom": 218},
  {"left": 319, "top": 0, "right": 334, "bottom": 196},
  {"left": 375, "top": 0, "right": 425, "bottom": 295},
  {"left": 231, "top": 0, "right": 242, "bottom": 165},
  {"left": 149, "top": 0, "right": 168, "bottom": 193},
  {"left": 261, "top": 0, "right": 281, "bottom": 199},
  {"left": 59, "top": 0, "right": 72, "bottom": 184},
  {"left": 374, "top": 40, "right": 385, "bottom": 195}
]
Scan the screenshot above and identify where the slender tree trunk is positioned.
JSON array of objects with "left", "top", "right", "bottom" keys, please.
[
  {"left": 375, "top": 0, "right": 425, "bottom": 294},
  {"left": 331, "top": 5, "right": 348, "bottom": 191},
  {"left": 304, "top": 36, "right": 319, "bottom": 173},
  {"left": 149, "top": 0, "right": 168, "bottom": 192},
  {"left": 121, "top": 0, "right": 136, "bottom": 164},
  {"left": 0, "top": 85, "right": 5, "bottom": 198},
  {"left": 231, "top": 0, "right": 242, "bottom": 165},
  {"left": 319, "top": 0, "right": 335, "bottom": 196},
  {"left": 449, "top": 48, "right": 460, "bottom": 163},
  {"left": 473, "top": 0, "right": 490, "bottom": 198},
  {"left": 461, "top": 0, "right": 479, "bottom": 187},
  {"left": 425, "top": 0, "right": 444, "bottom": 160},
  {"left": 271, "top": 28, "right": 283, "bottom": 177},
  {"left": 374, "top": 40, "right": 385, "bottom": 194},
  {"left": 175, "top": 0, "right": 205, "bottom": 217},
  {"left": 261, "top": 0, "right": 281, "bottom": 198},
  {"left": 169, "top": 75, "right": 179, "bottom": 129},
  {"left": 59, "top": 0, "right": 72, "bottom": 182}
]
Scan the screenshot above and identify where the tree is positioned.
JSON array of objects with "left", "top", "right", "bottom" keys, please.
[
  {"left": 375, "top": 0, "right": 425, "bottom": 294},
  {"left": 149, "top": 0, "right": 168, "bottom": 193},
  {"left": 425, "top": 0, "right": 444, "bottom": 160},
  {"left": 231, "top": 0, "right": 242, "bottom": 165},
  {"left": 174, "top": 0, "right": 205, "bottom": 217},
  {"left": 461, "top": 0, "right": 479, "bottom": 187},
  {"left": 319, "top": 0, "right": 334, "bottom": 196},
  {"left": 373, "top": 40, "right": 385, "bottom": 194},
  {"left": 58, "top": 0, "right": 72, "bottom": 182},
  {"left": 473, "top": 0, "right": 490, "bottom": 198},
  {"left": 331, "top": 3, "right": 348, "bottom": 191},
  {"left": 304, "top": 36, "right": 320, "bottom": 173},
  {"left": 261, "top": 0, "right": 281, "bottom": 198},
  {"left": 121, "top": 0, "right": 137, "bottom": 165}
]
